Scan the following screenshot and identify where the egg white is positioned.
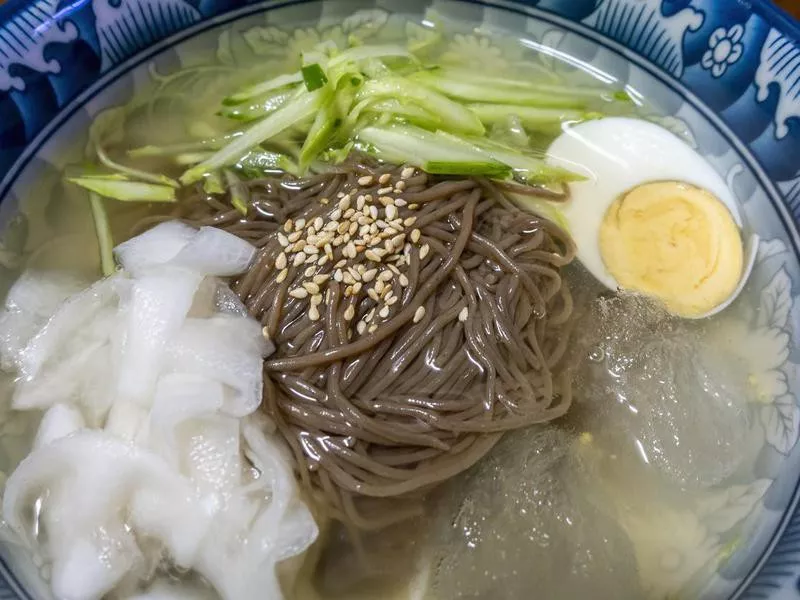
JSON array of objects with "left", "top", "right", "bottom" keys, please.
[{"left": 546, "top": 117, "right": 744, "bottom": 292}]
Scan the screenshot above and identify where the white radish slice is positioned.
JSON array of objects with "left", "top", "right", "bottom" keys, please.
[
  {"left": 19, "top": 275, "right": 119, "bottom": 379},
  {"left": 170, "top": 226, "right": 256, "bottom": 276},
  {"left": 115, "top": 268, "right": 202, "bottom": 407},
  {"left": 33, "top": 404, "right": 85, "bottom": 449},
  {"left": 167, "top": 316, "right": 267, "bottom": 416},
  {"left": 114, "top": 221, "right": 196, "bottom": 275}
]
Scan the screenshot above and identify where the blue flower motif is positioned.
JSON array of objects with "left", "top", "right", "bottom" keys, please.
[{"left": 701, "top": 25, "right": 745, "bottom": 78}]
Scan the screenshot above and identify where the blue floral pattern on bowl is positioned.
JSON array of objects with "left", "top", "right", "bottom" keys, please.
[{"left": 0, "top": 0, "right": 798, "bottom": 599}]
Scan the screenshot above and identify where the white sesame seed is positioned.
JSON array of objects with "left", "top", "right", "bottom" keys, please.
[
  {"left": 365, "top": 250, "right": 382, "bottom": 262},
  {"left": 377, "top": 187, "right": 393, "bottom": 196},
  {"left": 295, "top": 218, "right": 306, "bottom": 230},
  {"left": 401, "top": 167, "right": 415, "bottom": 179},
  {"left": 391, "top": 234, "right": 405, "bottom": 249},
  {"left": 324, "top": 243, "right": 334, "bottom": 259},
  {"left": 388, "top": 264, "right": 401, "bottom": 275},
  {"left": 320, "top": 197, "right": 329, "bottom": 205},
  {"left": 375, "top": 280, "right": 385, "bottom": 295},
  {"left": 344, "top": 305, "right": 355, "bottom": 321},
  {"left": 292, "top": 253, "right": 305, "bottom": 267},
  {"left": 313, "top": 274, "right": 329, "bottom": 285},
  {"left": 303, "top": 245, "right": 319, "bottom": 255},
  {"left": 356, "top": 195, "right": 366, "bottom": 210},
  {"left": 344, "top": 208, "right": 356, "bottom": 219},
  {"left": 357, "top": 320, "right": 367, "bottom": 335},
  {"left": 379, "top": 306, "right": 390, "bottom": 319},
  {"left": 413, "top": 306, "right": 426, "bottom": 323},
  {"left": 395, "top": 180, "right": 406, "bottom": 191},
  {"left": 386, "top": 205, "right": 398, "bottom": 220},
  {"left": 387, "top": 296, "right": 398, "bottom": 306},
  {"left": 318, "top": 254, "right": 329, "bottom": 266},
  {"left": 288, "top": 231, "right": 303, "bottom": 243},
  {"left": 383, "top": 239, "right": 394, "bottom": 253},
  {"left": 324, "top": 220, "right": 338, "bottom": 232},
  {"left": 339, "top": 195, "right": 351, "bottom": 210},
  {"left": 362, "top": 269, "right": 377, "bottom": 282},
  {"left": 358, "top": 175, "right": 373, "bottom": 186},
  {"left": 394, "top": 198, "right": 407, "bottom": 206},
  {"left": 333, "top": 235, "right": 344, "bottom": 246},
  {"left": 410, "top": 228, "right": 421, "bottom": 243},
  {"left": 348, "top": 266, "right": 362, "bottom": 281},
  {"left": 337, "top": 192, "right": 345, "bottom": 199},
  {"left": 334, "top": 269, "right": 344, "bottom": 282},
  {"left": 311, "top": 293, "right": 323, "bottom": 306},
  {"left": 352, "top": 281, "right": 363, "bottom": 294},
  {"left": 369, "top": 236, "right": 382, "bottom": 247},
  {"left": 335, "top": 259, "right": 346, "bottom": 268},
  {"left": 409, "top": 203, "right": 419, "bottom": 210},
  {"left": 284, "top": 220, "right": 294, "bottom": 233},
  {"left": 378, "top": 173, "right": 392, "bottom": 185},
  {"left": 303, "top": 281, "right": 320, "bottom": 295},
  {"left": 369, "top": 205, "right": 379, "bottom": 220},
  {"left": 359, "top": 224, "right": 371, "bottom": 237},
  {"left": 278, "top": 233, "right": 290, "bottom": 247},
  {"left": 262, "top": 326, "right": 271, "bottom": 340},
  {"left": 357, "top": 215, "right": 370, "bottom": 226},
  {"left": 306, "top": 233, "right": 319, "bottom": 245},
  {"left": 350, "top": 222, "right": 360, "bottom": 236},
  {"left": 334, "top": 221, "right": 346, "bottom": 235},
  {"left": 378, "top": 196, "right": 393, "bottom": 207},
  {"left": 404, "top": 216, "right": 416, "bottom": 227},
  {"left": 343, "top": 272, "right": 355, "bottom": 285},
  {"left": 420, "top": 244, "right": 430, "bottom": 259},
  {"left": 345, "top": 241, "right": 357, "bottom": 258},
  {"left": 378, "top": 269, "right": 393, "bottom": 283},
  {"left": 289, "top": 288, "right": 308, "bottom": 299},
  {"left": 309, "top": 305, "right": 320, "bottom": 321},
  {"left": 368, "top": 288, "right": 380, "bottom": 302},
  {"left": 368, "top": 324, "right": 378, "bottom": 333},
  {"left": 345, "top": 285, "right": 353, "bottom": 296},
  {"left": 275, "top": 252, "right": 288, "bottom": 270},
  {"left": 330, "top": 208, "right": 342, "bottom": 221},
  {"left": 304, "top": 253, "right": 317, "bottom": 264},
  {"left": 459, "top": 307, "right": 469, "bottom": 322},
  {"left": 399, "top": 274, "right": 409, "bottom": 287},
  {"left": 276, "top": 268, "right": 288, "bottom": 283},
  {"left": 383, "top": 226, "right": 398, "bottom": 236},
  {"left": 313, "top": 216, "right": 324, "bottom": 231},
  {"left": 304, "top": 265, "right": 316, "bottom": 277}
]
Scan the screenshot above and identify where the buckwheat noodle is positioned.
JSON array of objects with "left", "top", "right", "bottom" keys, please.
[{"left": 135, "top": 160, "right": 576, "bottom": 528}]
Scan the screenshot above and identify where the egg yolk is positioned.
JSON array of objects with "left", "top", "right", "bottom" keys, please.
[{"left": 599, "top": 181, "right": 743, "bottom": 317}]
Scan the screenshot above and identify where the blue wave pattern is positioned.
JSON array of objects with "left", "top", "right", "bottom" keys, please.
[{"left": 0, "top": 0, "right": 798, "bottom": 599}]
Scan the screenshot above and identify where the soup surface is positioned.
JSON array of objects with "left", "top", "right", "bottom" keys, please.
[{"left": 0, "top": 3, "right": 791, "bottom": 600}]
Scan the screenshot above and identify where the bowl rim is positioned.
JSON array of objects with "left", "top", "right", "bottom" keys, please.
[{"left": 0, "top": 1, "right": 798, "bottom": 599}]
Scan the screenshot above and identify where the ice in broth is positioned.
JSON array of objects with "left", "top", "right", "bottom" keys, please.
[{"left": 0, "top": 6, "right": 772, "bottom": 600}]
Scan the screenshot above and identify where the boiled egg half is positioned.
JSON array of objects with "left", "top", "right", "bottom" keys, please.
[{"left": 545, "top": 117, "right": 758, "bottom": 318}]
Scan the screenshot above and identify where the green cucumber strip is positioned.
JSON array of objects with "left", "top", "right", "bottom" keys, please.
[
  {"left": 224, "top": 170, "right": 249, "bottom": 215},
  {"left": 356, "top": 77, "right": 484, "bottom": 135},
  {"left": 235, "top": 150, "right": 300, "bottom": 178},
  {"left": 181, "top": 89, "right": 322, "bottom": 184},
  {"left": 366, "top": 99, "right": 442, "bottom": 130},
  {"left": 327, "top": 44, "right": 413, "bottom": 68},
  {"left": 68, "top": 178, "right": 177, "bottom": 202},
  {"left": 223, "top": 72, "right": 303, "bottom": 105},
  {"left": 88, "top": 192, "right": 116, "bottom": 276},
  {"left": 356, "top": 124, "right": 509, "bottom": 177},
  {"left": 410, "top": 71, "right": 588, "bottom": 108},
  {"left": 424, "top": 67, "right": 616, "bottom": 98},
  {"left": 203, "top": 171, "right": 225, "bottom": 195},
  {"left": 440, "top": 132, "right": 583, "bottom": 184},
  {"left": 468, "top": 103, "right": 591, "bottom": 127},
  {"left": 218, "top": 88, "right": 296, "bottom": 123},
  {"left": 95, "top": 144, "right": 179, "bottom": 188}
]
